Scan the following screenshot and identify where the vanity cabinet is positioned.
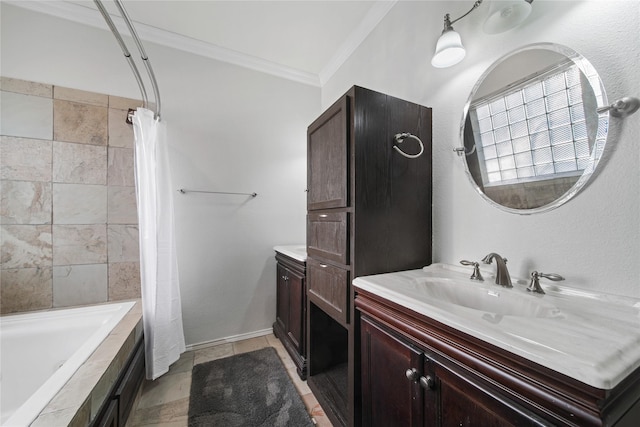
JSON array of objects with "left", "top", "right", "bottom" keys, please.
[
  {"left": 274, "top": 251, "right": 307, "bottom": 379},
  {"left": 306, "top": 86, "right": 432, "bottom": 427},
  {"left": 356, "top": 288, "right": 640, "bottom": 427},
  {"left": 360, "top": 315, "right": 546, "bottom": 427}
]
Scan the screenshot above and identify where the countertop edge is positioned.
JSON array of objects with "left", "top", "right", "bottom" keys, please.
[{"left": 273, "top": 245, "right": 307, "bottom": 262}]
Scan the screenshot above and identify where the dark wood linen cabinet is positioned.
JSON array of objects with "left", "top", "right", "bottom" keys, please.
[
  {"left": 273, "top": 251, "right": 307, "bottom": 379},
  {"left": 306, "top": 86, "right": 433, "bottom": 427}
]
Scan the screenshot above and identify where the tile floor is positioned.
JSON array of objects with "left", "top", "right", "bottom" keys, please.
[{"left": 126, "top": 334, "right": 333, "bottom": 426}]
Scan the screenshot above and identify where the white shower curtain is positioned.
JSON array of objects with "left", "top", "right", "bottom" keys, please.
[{"left": 132, "top": 108, "right": 186, "bottom": 380}]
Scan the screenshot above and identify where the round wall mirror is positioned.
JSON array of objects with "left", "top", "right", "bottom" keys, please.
[{"left": 460, "top": 43, "right": 610, "bottom": 214}]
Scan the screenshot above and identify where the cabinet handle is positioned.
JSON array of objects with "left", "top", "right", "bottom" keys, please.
[
  {"left": 405, "top": 368, "right": 420, "bottom": 381},
  {"left": 420, "top": 375, "right": 435, "bottom": 390},
  {"left": 319, "top": 264, "right": 328, "bottom": 268}
]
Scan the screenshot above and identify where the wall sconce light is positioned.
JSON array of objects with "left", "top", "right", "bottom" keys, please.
[
  {"left": 484, "top": 0, "right": 533, "bottom": 34},
  {"left": 431, "top": 0, "right": 534, "bottom": 68}
]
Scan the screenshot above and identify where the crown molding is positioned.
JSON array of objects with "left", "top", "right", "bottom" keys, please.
[
  {"left": 6, "top": 0, "right": 320, "bottom": 86},
  {"left": 319, "top": 0, "right": 398, "bottom": 86},
  {"left": 6, "top": 0, "right": 397, "bottom": 88}
]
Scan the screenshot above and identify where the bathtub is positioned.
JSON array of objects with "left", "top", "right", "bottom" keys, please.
[{"left": 1, "top": 301, "right": 137, "bottom": 427}]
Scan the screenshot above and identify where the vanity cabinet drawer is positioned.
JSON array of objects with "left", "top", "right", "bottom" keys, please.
[
  {"left": 307, "top": 258, "right": 349, "bottom": 325},
  {"left": 307, "top": 211, "right": 348, "bottom": 265}
]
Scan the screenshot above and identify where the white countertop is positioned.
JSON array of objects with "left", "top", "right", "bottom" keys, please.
[
  {"left": 353, "top": 263, "right": 640, "bottom": 390},
  {"left": 273, "top": 245, "right": 307, "bottom": 262}
]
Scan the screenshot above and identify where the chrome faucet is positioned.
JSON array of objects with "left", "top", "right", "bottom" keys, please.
[{"left": 482, "top": 253, "right": 512, "bottom": 288}]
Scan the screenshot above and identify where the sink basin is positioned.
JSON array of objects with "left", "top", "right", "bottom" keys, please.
[
  {"left": 412, "top": 277, "right": 563, "bottom": 318},
  {"left": 353, "top": 263, "right": 640, "bottom": 390}
]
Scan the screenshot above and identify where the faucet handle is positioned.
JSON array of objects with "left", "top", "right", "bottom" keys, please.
[
  {"left": 527, "top": 271, "right": 565, "bottom": 294},
  {"left": 460, "top": 260, "right": 484, "bottom": 281},
  {"left": 537, "top": 272, "right": 564, "bottom": 281}
]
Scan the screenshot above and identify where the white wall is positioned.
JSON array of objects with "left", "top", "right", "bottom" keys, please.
[
  {"left": 1, "top": 4, "right": 320, "bottom": 346},
  {"left": 323, "top": 0, "right": 640, "bottom": 297},
  {"left": 3, "top": 0, "right": 638, "bottom": 348}
]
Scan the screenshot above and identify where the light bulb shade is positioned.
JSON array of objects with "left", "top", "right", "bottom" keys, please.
[
  {"left": 431, "top": 29, "right": 466, "bottom": 68},
  {"left": 483, "top": 0, "right": 532, "bottom": 34}
]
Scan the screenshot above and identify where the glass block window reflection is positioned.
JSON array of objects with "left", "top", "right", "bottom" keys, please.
[{"left": 470, "top": 63, "right": 599, "bottom": 186}]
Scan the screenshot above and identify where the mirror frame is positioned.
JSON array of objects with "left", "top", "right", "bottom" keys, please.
[{"left": 459, "top": 42, "right": 610, "bottom": 215}]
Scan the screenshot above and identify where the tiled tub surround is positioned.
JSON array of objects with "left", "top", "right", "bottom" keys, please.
[
  {"left": 0, "top": 299, "right": 143, "bottom": 427},
  {"left": 0, "top": 77, "right": 142, "bottom": 314}
]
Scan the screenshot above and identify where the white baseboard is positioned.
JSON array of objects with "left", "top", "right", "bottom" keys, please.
[{"left": 185, "top": 328, "right": 273, "bottom": 352}]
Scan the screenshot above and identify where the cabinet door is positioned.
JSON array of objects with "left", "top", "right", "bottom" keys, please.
[
  {"left": 93, "top": 398, "right": 119, "bottom": 427},
  {"left": 361, "top": 316, "right": 424, "bottom": 427},
  {"left": 286, "top": 267, "right": 305, "bottom": 355},
  {"left": 116, "top": 340, "right": 145, "bottom": 427},
  {"left": 307, "top": 96, "right": 348, "bottom": 211},
  {"left": 276, "top": 263, "right": 289, "bottom": 333},
  {"left": 433, "top": 357, "right": 546, "bottom": 427}
]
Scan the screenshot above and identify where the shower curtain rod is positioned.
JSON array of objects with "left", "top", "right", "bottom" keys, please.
[{"left": 94, "top": 0, "right": 161, "bottom": 120}]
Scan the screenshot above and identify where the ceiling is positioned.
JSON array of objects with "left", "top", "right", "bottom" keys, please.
[{"left": 11, "top": 0, "right": 398, "bottom": 86}]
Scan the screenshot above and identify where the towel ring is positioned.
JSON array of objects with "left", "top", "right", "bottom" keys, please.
[{"left": 393, "top": 133, "right": 424, "bottom": 159}]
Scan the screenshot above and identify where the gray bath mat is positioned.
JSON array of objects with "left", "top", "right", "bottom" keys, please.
[{"left": 188, "top": 347, "right": 314, "bottom": 427}]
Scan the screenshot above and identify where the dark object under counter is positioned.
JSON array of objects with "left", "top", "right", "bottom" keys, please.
[{"left": 273, "top": 250, "right": 307, "bottom": 380}]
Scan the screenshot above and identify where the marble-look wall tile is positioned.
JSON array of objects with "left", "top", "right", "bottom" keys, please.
[
  {"left": 109, "top": 95, "right": 142, "bottom": 111},
  {"left": 108, "top": 262, "right": 141, "bottom": 301},
  {"left": 0, "top": 136, "right": 52, "bottom": 182},
  {"left": 108, "top": 108, "right": 134, "bottom": 148},
  {"left": 107, "top": 186, "right": 138, "bottom": 224},
  {"left": 107, "top": 224, "right": 139, "bottom": 262},
  {"left": 1, "top": 224, "right": 52, "bottom": 269},
  {"left": 52, "top": 183, "right": 107, "bottom": 224},
  {"left": 53, "top": 99, "right": 107, "bottom": 146},
  {"left": 1, "top": 78, "right": 142, "bottom": 312},
  {"left": 1, "top": 180, "right": 52, "bottom": 224},
  {"left": 107, "top": 147, "right": 134, "bottom": 186},
  {"left": 54, "top": 86, "right": 108, "bottom": 107},
  {"left": 0, "top": 77, "right": 52, "bottom": 98},
  {"left": 0, "top": 91, "right": 53, "bottom": 140},
  {"left": 53, "top": 141, "right": 107, "bottom": 185},
  {"left": 0, "top": 267, "right": 52, "bottom": 313},
  {"left": 53, "top": 225, "right": 107, "bottom": 266},
  {"left": 52, "top": 264, "right": 108, "bottom": 307}
]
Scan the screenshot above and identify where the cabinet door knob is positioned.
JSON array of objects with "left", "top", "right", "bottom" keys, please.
[
  {"left": 420, "top": 375, "right": 435, "bottom": 390},
  {"left": 405, "top": 368, "right": 420, "bottom": 381}
]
